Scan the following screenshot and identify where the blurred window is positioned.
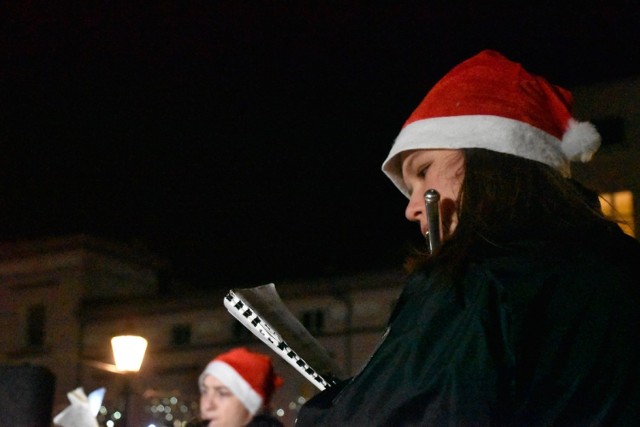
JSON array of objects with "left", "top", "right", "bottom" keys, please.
[
  {"left": 26, "top": 304, "right": 46, "bottom": 348},
  {"left": 600, "top": 190, "right": 635, "bottom": 237},
  {"left": 171, "top": 323, "right": 192, "bottom": 347},
  {"left": 232, "top": 320, "right": 252, "bottom": 341},
  {"left": 301, "top": 309, "right": 325, "bottom": 335}
]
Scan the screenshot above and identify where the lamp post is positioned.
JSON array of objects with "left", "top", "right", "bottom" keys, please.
[{"left": 111, "top": 335, "right": 148, "bottom": 427}]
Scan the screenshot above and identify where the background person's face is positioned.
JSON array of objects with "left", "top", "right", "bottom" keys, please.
[
  {"left": 200, "top": 375, "right": 253, "bottom": 427},
  {"left": 401, "top": 149, "right": 465, "bottom": 240}
]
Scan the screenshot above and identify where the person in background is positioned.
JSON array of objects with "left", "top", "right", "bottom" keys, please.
[
  {"left": 296, "top": 50, "right": 640, "bottom": 425},
  {"left": 188, "top": 347, "right": 284, "bottom": 427}
]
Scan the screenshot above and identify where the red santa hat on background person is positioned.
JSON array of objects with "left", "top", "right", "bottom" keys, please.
[
  {"left": 199, "top": 347, "right": 283, "bottom": 416},
  {"left": 382, "top": 49, "right": 601, "bottom": 197}
]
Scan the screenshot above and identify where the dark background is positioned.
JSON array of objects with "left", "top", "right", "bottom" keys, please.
[{"left": 2, "top": 1, "right": 639, "bottom": 290}]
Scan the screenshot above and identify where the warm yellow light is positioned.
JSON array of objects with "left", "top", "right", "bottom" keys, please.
[
  {"left": 599, "top": 190, "right": 635, "bottom": 237},
  {"left": 111, "top": 335, "right": 148, "bottom": 372}
]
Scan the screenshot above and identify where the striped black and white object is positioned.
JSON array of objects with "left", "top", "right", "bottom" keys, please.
[{"left": 224, "top": 283, "right": 342, "bottom": 391}]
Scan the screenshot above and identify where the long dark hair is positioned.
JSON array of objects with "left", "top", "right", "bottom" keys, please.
[{"left": 405, "top": 148, "right": 615, "bottom": 273}]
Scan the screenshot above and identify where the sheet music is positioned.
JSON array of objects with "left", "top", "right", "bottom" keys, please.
[{"left": 224, "top": 283, "right": 342, "bottom": 390}]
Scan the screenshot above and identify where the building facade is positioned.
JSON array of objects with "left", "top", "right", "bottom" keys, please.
[{"left": 0, "top": 234, "right": 405, "bottom": 426}]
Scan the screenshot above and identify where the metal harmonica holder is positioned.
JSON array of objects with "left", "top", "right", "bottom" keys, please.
[{"left": 424, "top": 189, "right": 442, "bottom": 254}]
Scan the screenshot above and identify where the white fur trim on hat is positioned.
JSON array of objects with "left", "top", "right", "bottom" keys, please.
[
  {"left": 199, "top": 360, "right": 263, "bottom": 415},
  {"left": 382, "top": 114, "right": 570, "bottom": 198}
]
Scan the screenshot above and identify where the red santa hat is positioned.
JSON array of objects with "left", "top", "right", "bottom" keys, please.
[
  {"left": 382, "top": 49, "right": 601, "bottom": 197},
  {"left": 199, "top": 347, "right": 283, "bottom": 415}
]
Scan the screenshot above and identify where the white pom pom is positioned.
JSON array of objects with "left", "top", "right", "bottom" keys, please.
[{"left": 561, "top": 118, "right": 601, "bottom": 162}]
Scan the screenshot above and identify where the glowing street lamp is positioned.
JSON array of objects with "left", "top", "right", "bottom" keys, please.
[
  {"left": 111, "top": 335, "right": 148, "bottom": 372},
  {"left": 110, "top": 335, "right": 148, "bottom": 427}
]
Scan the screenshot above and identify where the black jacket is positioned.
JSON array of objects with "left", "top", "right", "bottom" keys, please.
[{"left": 297, "top": 227, "right": 640, "bottom": 426}]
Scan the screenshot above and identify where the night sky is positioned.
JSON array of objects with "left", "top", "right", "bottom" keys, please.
[{"left": 2, "top": 1, "right": 640, "bottom": 290}]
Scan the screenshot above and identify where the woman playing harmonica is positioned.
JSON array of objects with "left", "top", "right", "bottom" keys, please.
[{"left": 296, "top": 50, "right": 640, "bottom": 426}]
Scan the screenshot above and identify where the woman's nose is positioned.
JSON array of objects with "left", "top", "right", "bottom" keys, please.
[
  {"left": 405, "top": 192, "right": 424, "bottom": 223},
  {"left": 203, "top": 395, "right": 216, "bottom": 408}
]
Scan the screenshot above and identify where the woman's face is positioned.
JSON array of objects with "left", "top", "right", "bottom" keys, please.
[
  {"left": 200, "top": 375, "right": 253, "bottom": 427},
  {"left": 400, "top": 149, "right": 465, "bottom": 240}
]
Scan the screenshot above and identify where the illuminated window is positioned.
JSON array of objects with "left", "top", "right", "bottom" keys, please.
[{"left": 599, "top": 191, "right": 635, "bottom": 237}]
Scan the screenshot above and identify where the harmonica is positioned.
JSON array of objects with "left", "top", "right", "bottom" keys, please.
[{"left": 424, "top": 189, "right": 441, "bottom": 254}]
